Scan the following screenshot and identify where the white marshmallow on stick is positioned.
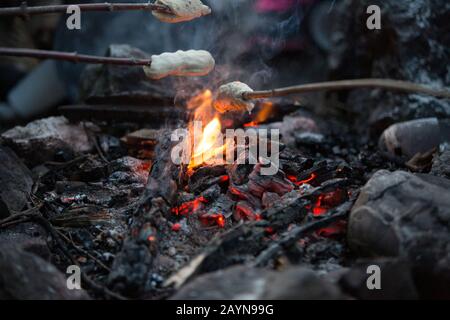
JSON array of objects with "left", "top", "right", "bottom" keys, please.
[
  {"left": 152, "top": 0, "right": 211, "bottom": 23},
  {"left": 213, "top": 81, "right": 255, "bottom": 114},
  {"left": 213, "top": 79, "right": 450, "bottom": 114},
  {"left": 143, "top": 50, "right": 215, "bottom": 79}
]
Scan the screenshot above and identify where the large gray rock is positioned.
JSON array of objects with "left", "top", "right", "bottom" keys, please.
[
  {"left": 171, "top": 265, "right": 344, "bottom": 300},
  {"left": 330, "top": 0, "right": 450, "bottom": 136},
  {"left": 1, "top": 116, "right": 94, "bottom": 166},
  {"left": 339, "top": 258, "right": 419, "bottom": 300},
  {"left": 0, "top": 146, "right": 33, "bottom": 216},
  {"left": 348, "top": 170, "right": 450, "bottom": 297},
  {"left": 0, "top": 244, "right": 89, "bottom": 300}
]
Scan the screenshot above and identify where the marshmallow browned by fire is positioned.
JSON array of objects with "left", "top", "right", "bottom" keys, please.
[
  {"left": 143, "top": 50, "right": 215, "bottom": 80},
  {"left": 213, "top": 81, "right": 255, "bottom": 114},
  {"left": 152, "top": 0, "right": 211, "bottom": 23}
]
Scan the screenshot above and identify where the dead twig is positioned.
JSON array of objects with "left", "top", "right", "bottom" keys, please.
[
  {"left": 0, "top": 205, "right": 42, "bottom": 229},
  {"left": 0, "top": 2, "right": 172, "bottom": 17},
  {"left": 244, "top": 79, "right": 450, "bottom": 100},
  {"left": 56, "top": 230, "right": 112, "bottom": 273},
  {"left": 0, "top": 47, "right": 152, "bottom": 66},
  {"left": 31, "top": 215, "right": 126, "bottom": 300}
]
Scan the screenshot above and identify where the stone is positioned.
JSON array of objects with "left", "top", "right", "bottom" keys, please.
[
  {"left": 0, "top": 146, "right": 33, "bottom": 216},
  {"left": 431, "top": 144, "right": 450, "bottom": 178},
  {"left": 330, "top": 0, "right": 450, "bottom": 136},
  {"left": 171, "top": 265, "right": 344, "bottom": 300},
  {"left": 0, "top": 243, "right": 89, "bottom": 300},
  {"left": 339, "top": 258, "right": 419, "bottom": 300},
  {"left": 378, "top": 118, "right": 449, "bottom": 160},
  {"left": 348, "top": 170, "right": 450, "bottom": 298},
  {"left": 1, "top": 116, "right": 94, "bottom": 166}
]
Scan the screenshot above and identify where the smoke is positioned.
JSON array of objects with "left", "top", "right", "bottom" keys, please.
[{"left": 54, "top": 0, "right": 306, "bottom": 100}]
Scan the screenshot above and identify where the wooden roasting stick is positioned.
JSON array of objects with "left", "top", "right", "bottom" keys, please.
[
  {"left": 0, "top": 1, "right": 212, "bottom": 23},
  {"left": 244, "top": 79, "right": 450, "bottom": 100},
  {"left": 0, "top": 47, "right": 152, "bottom": 66},
  {"left": 0, "top": 47, "right": 216, "bottom": 79},
  {"left": 213, "top": 80, "right": 450, "bottom": 113},
  {"left": 0, "top": 2, "right": 173, "bottom": 17}
]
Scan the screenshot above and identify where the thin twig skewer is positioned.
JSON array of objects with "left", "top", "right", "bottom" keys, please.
[
  {"left": 0, "top": 2, "right": 172, "bottom": 17},
  {"left": 243, "top": 79, "right": 450, "bottom": 100},
  {"left": 0, "top": 47, "right": 152, "bottom": 66}
]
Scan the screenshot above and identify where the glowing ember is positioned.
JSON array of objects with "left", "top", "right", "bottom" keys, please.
[
  {"left": 216, "top": 214, "right": 226, "bottom": 228},
  {"left": 199, "top": 213, "right": 226, "bottom": 228},
  {"left": 312, "top": 189, "right": 348, "bottom": 216},
  {"left": 235, "top": 203, "right": 259, "bottom": 221},
  {"left": 171, "top": 196, "right": 207, "bottom": 216},
  {"left": 171, "top": 223, "right": 181, "bottom": 232},
  {"left": 312, "top": 195, "right": 328, "bottom": 216},
  {"left": 287, "top": 173, "right": 316, "bottom": 186},
  {"left": 316, "top": 221, "right": 347, "bottom": 238},
  {"left": 310, "top": 189, "right": 349, "bottom": 237}
]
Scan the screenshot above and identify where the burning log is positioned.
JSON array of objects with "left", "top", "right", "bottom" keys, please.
[
  {"left": 213, "top": 79, "right": 450, "bottom": 113},
  {"left": 0, "top": 48, "right": 215, "bottom": 79}
]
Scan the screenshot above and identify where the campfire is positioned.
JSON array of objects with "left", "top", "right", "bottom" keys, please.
[{"left": 0, "top": 0, "right": 449, "bottom": 302}]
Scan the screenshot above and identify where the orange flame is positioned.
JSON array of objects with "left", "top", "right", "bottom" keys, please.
[
  {"left": 189, "top": 117, "right": 226, "bottom": 169},
  {"left": 244, "top": 101, "right": 274, "bottom": 127},
  {"left": 186, "top": 90, "right": 230, "bottom": 170}
]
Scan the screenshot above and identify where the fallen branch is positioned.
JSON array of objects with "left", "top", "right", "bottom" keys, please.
[
  {"left": 0, "top": 47, "right": 152, "bottom": 66},
  {"left": 0, "top": 2, "right": 172, "bottom": 17}
]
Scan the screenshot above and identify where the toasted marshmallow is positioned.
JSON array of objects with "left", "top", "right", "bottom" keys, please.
[
  {"left": 213, "top": 81, "right": 254, "bottom": 114},
  {"left": 152, "top": 0, "right": 211, "bottom": 23},
  {"left": 143, "top": 50, "right": 215, "bottom": 79}
]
